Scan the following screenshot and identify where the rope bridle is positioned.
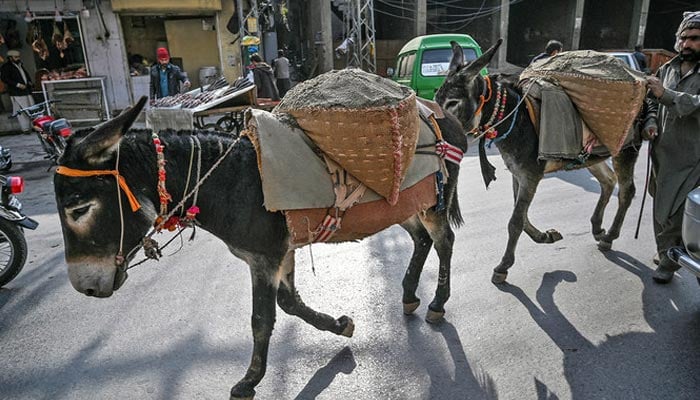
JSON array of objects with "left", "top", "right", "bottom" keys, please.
[
  {"left": 468, "top": 76, "right": 534, "bottom": 144},
  {"left": 56, "top": 132, "right": 239, "bottom": 272}
]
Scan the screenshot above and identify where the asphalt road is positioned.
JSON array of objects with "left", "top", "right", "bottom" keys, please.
[{"left": 1, "top": 132, "right": 699, "bottom": 400}]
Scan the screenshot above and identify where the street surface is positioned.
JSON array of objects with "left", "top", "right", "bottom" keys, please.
[{"left": 1, "top": 132, "right": 699, "bottom": 399}]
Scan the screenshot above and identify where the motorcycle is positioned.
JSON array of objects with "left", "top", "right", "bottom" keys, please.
[
  {"left": 667, "top": 186, "right": 700, "bottom": 285},
  {"left": 0, "top": 145, "right": 11, "bottom": 172},
  {"left": 9, "top": 99, "right": 73, "bottom": 165},
  {"left": 0, "top": 174, "right": 39, "bottom": 288}
]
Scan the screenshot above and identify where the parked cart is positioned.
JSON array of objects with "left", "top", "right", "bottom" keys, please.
[{"left": 146, "top": 77, "right": 279, "bottom": 136}]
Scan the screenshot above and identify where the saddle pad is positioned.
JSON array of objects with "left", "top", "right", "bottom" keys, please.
[
  {"left": 243, "top": 108, "right": 440, "bottom": 212},
  {"left": 285, "top": 174, "right": 437, "bottom": 245}
]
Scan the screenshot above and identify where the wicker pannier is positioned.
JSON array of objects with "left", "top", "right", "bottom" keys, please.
[
  {"left": 276, "top": 72, "right": 420, "bottom": 205},
  {"left": 520, "top": 50, "right": 647, "bottom": 155}
]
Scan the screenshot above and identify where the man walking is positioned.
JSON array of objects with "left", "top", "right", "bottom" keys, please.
[
  {"left": 149, "top": 47, "right": 190, "bottom": 101},
  {"left": 272, "top": 49, "right": 291, "bottom": 98},
  {"left": 0, "top": 50, "right": 34, "bottom": 133},
  {"left": 644, "top": 11, "right": 700, "bottom": 283}
]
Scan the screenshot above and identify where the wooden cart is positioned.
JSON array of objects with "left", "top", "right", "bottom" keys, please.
[{"left": 192, "top": 89, "right": 279, "bottom": 135}]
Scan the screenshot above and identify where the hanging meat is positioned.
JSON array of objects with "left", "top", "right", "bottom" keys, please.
[
  {"left": 0, "top": 33, "right": 4, "bottom": 46},
  {"left": 53, "top": 22, "right": 66, "bottom": 58},
  {"left": 28, "top": 21, "right": 48, "bottom": 61},
  {"left": 63, "top": 22, "right": 74, "bottom": 47}
]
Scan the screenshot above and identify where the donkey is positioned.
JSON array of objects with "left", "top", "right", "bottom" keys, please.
[
  {"left": 53, "top": 96, "right": 468, "bottom": 399},
  {"left": 435, "top": 40, "right": 641, "bottom": 284}
]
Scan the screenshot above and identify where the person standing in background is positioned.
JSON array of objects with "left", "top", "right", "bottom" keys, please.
[
  {"left": 530, "top": 40, "right": 563, "bottom": 65},
  {"left": 633, "top": 44, "right": 649, "bottom": 73},
  {"left": 248, "top": 54, "right": 280, "bottom": 101},
  {"left": 644, "top": 11, "right": 700, "bottom": 283},
  {"left": 0, "top": 50, "right": 34, "bottom": 133},
  {"left": 272, "top": 49, "right": 291, "bottom": 98},
  {"left": 149, "top": 47, "right": 190, "bottom": 101}
]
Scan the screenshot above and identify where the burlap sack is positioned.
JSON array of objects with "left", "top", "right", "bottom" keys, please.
[
  {"left": 275, "top": 69, "right": 420, "bottom": 205},
  {"left": 520, "top": 50, "right": 646, "bottom": 155}
]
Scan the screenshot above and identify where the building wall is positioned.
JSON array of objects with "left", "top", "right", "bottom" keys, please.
[
  {"left": 645, "top": 0, "right": 687, "bottom": 51},
  {"left": 508, "top": 0, "right": 577, "bottom": 66},
  {"left": 580, "top": 0, "right": 634, "bottom": 50},
  {"left": 165, "top": 19, "right": 219, "bottom": 88}
]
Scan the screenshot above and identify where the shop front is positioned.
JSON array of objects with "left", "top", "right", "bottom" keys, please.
[{"left": 112, "top": 0, "right": 242, "bottom": 109}]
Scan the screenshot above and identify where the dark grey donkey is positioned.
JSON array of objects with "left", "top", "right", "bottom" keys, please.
[
  {"left": 53, "top": 97, "right": 468, "bottom": 399},
  {"left": 435, "top": 40, "right": 641, "bottom": 284}
]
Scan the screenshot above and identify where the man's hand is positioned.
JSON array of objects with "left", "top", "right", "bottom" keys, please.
[
  {"left": 17, "top": 83, "right": 26, "bottom": 90},
  {"left": 183, "top": 80, "right": 191, "bottom": 89},
  {"left": 642, "top": 124, "right": 658, "bottom": 140},
  {"left": 646, "top": 76, "right": 665, "bottom": 98}
]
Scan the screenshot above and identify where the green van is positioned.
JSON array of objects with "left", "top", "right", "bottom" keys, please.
[{"left": 392, "top": 34, "right": 486, "bottom": 100}]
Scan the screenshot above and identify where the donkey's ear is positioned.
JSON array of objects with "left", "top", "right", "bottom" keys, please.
[
  {"left": 448, "top": 40, "right": 465, "bottom": 73},
  {"left": 75, "top": 96, "right": 148, "bottom": 164},
  {"left": 462, "top": 38, "right": 503, "bottom": 77}
]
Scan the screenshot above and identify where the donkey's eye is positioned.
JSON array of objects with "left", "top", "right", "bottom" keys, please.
[
  {"left": 69, "top": 204, "right": 91, "bottom": 220},
  {"left": 444, "top": 100, "right": 461, "bottom": 110}
]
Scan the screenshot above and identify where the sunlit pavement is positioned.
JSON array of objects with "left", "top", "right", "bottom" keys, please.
[{"left": 1, "top": 133, "right": 699, "bottom": 400}]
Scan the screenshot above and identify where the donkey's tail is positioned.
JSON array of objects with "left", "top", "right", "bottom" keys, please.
[{"left": 448, "top": 187, "right": 464, "bottom": 228}]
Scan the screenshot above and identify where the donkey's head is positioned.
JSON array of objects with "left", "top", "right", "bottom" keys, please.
[
  {"left": 54, "top": 97, "right": 154, "bottom": 297},
  {"left": 435, "top": 39, "right": 502, "bottom": 133}
]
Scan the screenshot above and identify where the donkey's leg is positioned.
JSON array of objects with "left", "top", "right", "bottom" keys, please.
[
  {"left": 230, "top": 260, "right": 280, "bottom": 400},
  {"left": 586, "top": 161, "right": 617, "bottom": 247},
  {"left": 276, "top": 251, "right": 354, "bottom": 337},
  {"left": 514, "top": 176, "right": 564, "bottom": 244},
  {"left": 417, "top": 210, "right": 455, "bottom": 324},
  {"left": 598, "top": 148, "right": 639, "bottom": 250},
  {"left": 493, "top": 175, "right": 541, "bottom": 284},
  {"left": 399, "top": 215, "right": 434, "bottom": 315}
]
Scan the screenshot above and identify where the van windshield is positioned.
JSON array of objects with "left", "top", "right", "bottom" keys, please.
[{"left": 421, "top": 48, "right": 478, "bottom": 76}]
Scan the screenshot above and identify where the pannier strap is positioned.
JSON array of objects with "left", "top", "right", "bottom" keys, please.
[{"left": 55, "top": 166, "right": 141, "bottom": 212}]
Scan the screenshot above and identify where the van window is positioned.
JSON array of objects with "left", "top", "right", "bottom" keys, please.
[
  {"left": 421, "top": 48, "right": 478, "bottom": 76},
  {"left": 399, "top": 52, "right": 416, "bottom": 78}
]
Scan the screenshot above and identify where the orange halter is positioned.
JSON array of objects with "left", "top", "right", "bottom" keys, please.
[
  {"left": 55, "top": 166, "right": 141, "bottom": 212},
  {"left": 468, "top": 75, "right": 492, "bottom": 134}
]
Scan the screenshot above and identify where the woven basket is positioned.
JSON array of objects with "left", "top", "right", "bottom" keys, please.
[
  {"left": 521, "top": 51, "right": 646, "bottom": 155},
  {"left": 282, "top": 94, "right": 420, "bottom": 205}
]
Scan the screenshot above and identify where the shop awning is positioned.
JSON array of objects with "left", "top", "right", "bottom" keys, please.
[{"left": 111, "top": 0, "right": 222, "bottom": 14}]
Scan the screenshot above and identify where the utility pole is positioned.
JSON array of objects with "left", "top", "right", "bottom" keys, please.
[
  {"left": 310, "top": 0, "right": 333, "bottom": 73},
  {"left": 415, "top": 0, "right": 426, "bottom": 36}
]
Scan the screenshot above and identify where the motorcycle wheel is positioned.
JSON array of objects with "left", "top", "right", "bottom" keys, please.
[
  {"left": 0, "top": 160, "right": 12, "bottom": 172},
  {"left": 0, "top": 218, "right": 27, "bottom": 288}
]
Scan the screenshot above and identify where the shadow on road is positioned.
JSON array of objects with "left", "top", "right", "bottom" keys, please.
[
  {"left": 498, "top": 254, "right": 700, "bottom": 399},
  {"left": 295, "top": 347, "right": 356, "bottom": 399},
  {"left": 405, "top": 318, "right": 498, "bottom": 399}
]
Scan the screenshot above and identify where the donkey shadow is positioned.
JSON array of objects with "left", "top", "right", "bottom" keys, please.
[
  {"left": 498, "top": 253, "right": 700, "bottom": 399},
  {"left": 404, "top": 319, "right": 498, "bottom": 399},
  {"left": 295, "top": 347, "right": 357, "bottom": 400}
]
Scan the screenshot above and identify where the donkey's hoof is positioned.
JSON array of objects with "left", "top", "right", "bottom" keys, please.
[
  {"left": 597, "top": 240, "right": 612, "bottom": 251},
  {"left": 425, "top": 309, "right": 445, "bottom": 324},
  {"left": 230, "top": 384, "right": 255, "bottom": 399},
  {"left": 546, "top": 229, "right": 563, "bottom": 243},
  {"left": 593, "top": 229, "right": 606, "bottom": 241},
  {"left": 403, "top": 300, "right": 420, "bottom": 315},
  {"left": 491, "top": 271, "right": 508, "bottom": 284},
  {"left": 338, "top": 316, "right": 355, "bottom": 337}
]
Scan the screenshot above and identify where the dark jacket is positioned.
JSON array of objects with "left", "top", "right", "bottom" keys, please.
[
  {"left": 0, "top": 61, "right": 33, "bottom": 96},
  {"left": 150, "top": 63, "right": 188, "bottom": 99},
  {"left": 250, "top": 63, "right": 280, "bottom": 101}
]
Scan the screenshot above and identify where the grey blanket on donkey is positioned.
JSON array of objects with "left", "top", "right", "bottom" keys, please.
[{"left": 246, "top": 107, "right": 440, "bottom": 212}]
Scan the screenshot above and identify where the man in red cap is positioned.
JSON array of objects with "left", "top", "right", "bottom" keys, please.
[{"left": 149, "top": 47, "right": 190, "bottom": 101}]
